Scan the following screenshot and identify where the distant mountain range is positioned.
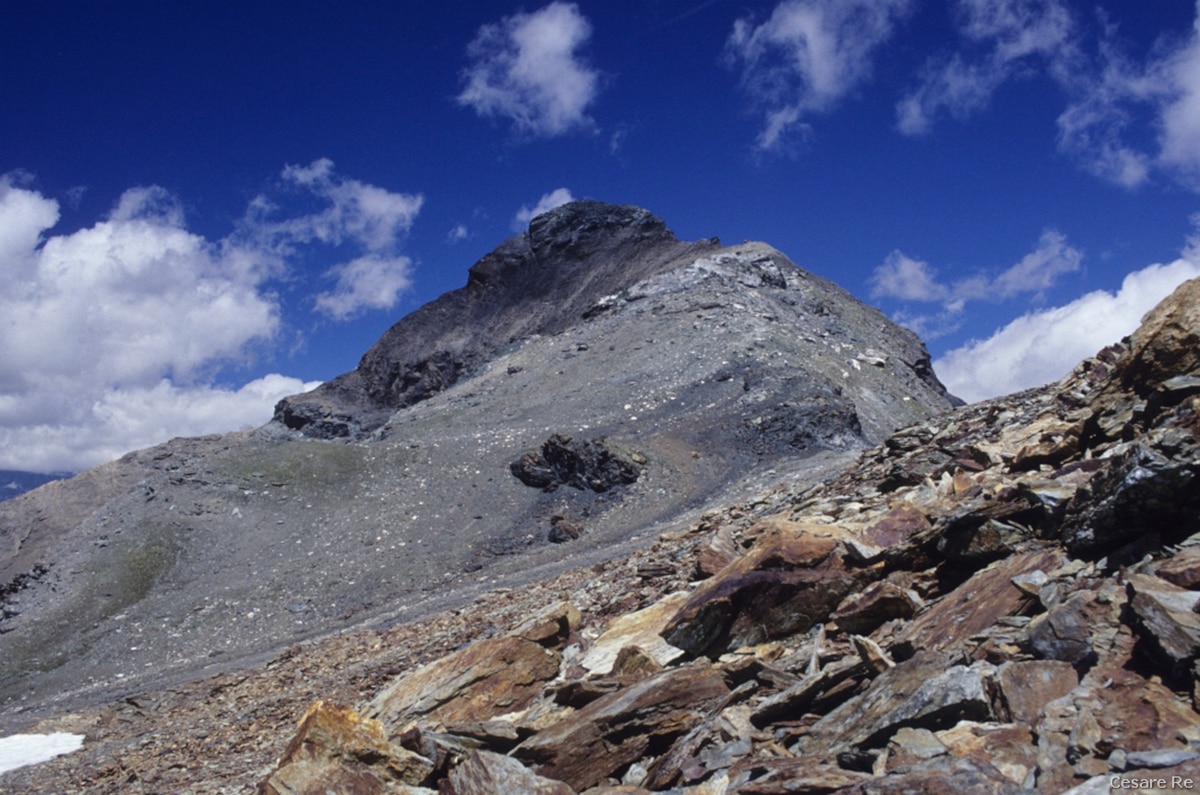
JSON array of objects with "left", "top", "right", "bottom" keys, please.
[{"left": 0, "top": 471, "right": 70, "bottom": 502}]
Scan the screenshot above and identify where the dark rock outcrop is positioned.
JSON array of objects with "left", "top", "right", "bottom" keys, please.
[{"left": 511, "top": 434, "right": 645, "bottom": 493}]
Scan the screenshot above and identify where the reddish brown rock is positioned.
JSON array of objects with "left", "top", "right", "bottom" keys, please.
[
  {"left": 936, "top": 722, "right": 1038, "bottom": 786},
  {"left": 697, "top": 525, "right": 740, "bottom": 578},
  {"left": 1035, "top": 669, "right": 1200, "bottom": 792},
  {"left": 514, "top": 601, "right": 581, "bottom": 650},
  {"left": 661, "top": 524, "right": 876, "bottom": 657},
  {"left": 893, "top": 549, "right": 1061, "bottom": 658},
  {"left": 997, "top": 660, "right": 1079, "bottom": 726},
  {"left": 258, "top": 701, "right": 434, "bottom": 795},
  {"left": 513, "top": 662, "right": 730, "bottom": 792},
  {"left": 368, "top": 635, "right": 561, "bottom": 727},
  {"left": 1156, "top": 546, "right": 1200, "bottom": 589},
  {"left": 830, "top": 580, "right": 921, "bottom": 636},
  {"left": 859, "top": 503, "right": 931, "bottom": 549},
  {"left": 1103, "top": 276, "right": 1200, "bottom": 398}
]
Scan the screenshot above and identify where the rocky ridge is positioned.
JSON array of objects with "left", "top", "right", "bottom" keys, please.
[{"left": 4, "top": 280, "right": 1200, "bottom": 792}]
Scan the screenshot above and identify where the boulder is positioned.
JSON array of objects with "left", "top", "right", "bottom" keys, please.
[
  {"left": 893, "top": 549, "right": 1060, "bottom": 658},
  {"left": 1126, "top": 573, "right": 1200, "bottom": 673},
  {"left": 935, "top": 722, "right": 1038, "bottom": 786},
  {"left": 258, "top": 701, "right": 434, "bottom": 795},
  {"left": 829, "top": 580, "right": 921, "bottom": 635},
  {"left": 511, "top": 434, "right": 643, "bottom": 493},
  {"left": 579, "top": 592, "right": 688, "bottom": 676},
  {"left": 444, "top": 749, "right": 574, "bottom": 795},
  {"left": 368, "top": 635, "right": 561, "bottom": 727},
  {"left": 661, "top": 523, "right": 874, "bottom": 657},
  {"left": 513, "top": 662, "right": 730, "bottom": 791},
  {"left": 799, "top": 652, "right": 1001, "bottom": 754},
  {"left": 996, "top": 660, "right": 1079, "bottom": 726}
]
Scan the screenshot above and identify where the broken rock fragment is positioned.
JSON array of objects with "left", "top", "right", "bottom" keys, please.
[
  {"left": 368, "top": 635, "right": 561, "bottom": 727},
  {"left": 513, "top": 662, "right": 729, "bottom": 791},
  {"left": 661, "top": 523, "right": 874, "bottom": 657},
  {"left": 258, "top": 700, "right": 434, "bottom": 795}
]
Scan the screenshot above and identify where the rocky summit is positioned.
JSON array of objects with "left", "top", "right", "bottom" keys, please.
[{"left": 6, "top": 207, "right": 1200, "bottom": 795}]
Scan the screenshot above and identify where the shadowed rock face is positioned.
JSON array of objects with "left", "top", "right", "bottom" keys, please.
[{"left": 0, "top": 201, "right": 956, "bottom": 715}]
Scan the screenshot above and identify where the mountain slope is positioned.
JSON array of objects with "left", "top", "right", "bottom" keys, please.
[
  {"left": 6, "top": 273, "right": 1200, "bottom": 795},
  {"left": 0, "top": 202, "right": 956, "bottom": 712}
]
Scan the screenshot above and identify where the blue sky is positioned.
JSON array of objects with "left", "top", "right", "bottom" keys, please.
[{"left": 3, "top": 0, "right": 1200, "bottom": 473}]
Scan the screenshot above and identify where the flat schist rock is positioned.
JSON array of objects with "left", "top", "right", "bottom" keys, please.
[{"left": 275, "top": 200, "right": 955, "bottom": 440}]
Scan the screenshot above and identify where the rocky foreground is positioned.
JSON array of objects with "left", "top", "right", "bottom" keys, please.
[{"left": 5, "top": 280, "right": 1200, "bottom": 792}]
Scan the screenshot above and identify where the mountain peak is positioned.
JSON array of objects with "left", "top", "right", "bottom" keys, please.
[{"left": 274, "top": 201, "right": 717, "bottom": 438}]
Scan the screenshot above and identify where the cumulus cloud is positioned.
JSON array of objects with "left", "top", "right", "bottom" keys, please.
[
  {"left": 725, "top": 0, "right": 914, "bottom": 151},
  {"left": 243, "top": 158, "right": 423, "bottom": 320},
  {"left": 313, "top": 255, "right": 413, "bottom": 320},
  {"left": 458, "top": 2, "right": 600, "bottom": 138},
  {"left": 274, "top": 158, "right": 423, "bottom": 253},
  {"left": 513, "top": 187, "right": 575, "bottom": 230},
  {"left": 934, "top": 244, "right": 1200, "bottom": 403},
  {"left": 871, "top": 229, "right": 1082, "bottom": 316},
  {"left": 0, "top": 161, "right": 418, "bottom": 472}
]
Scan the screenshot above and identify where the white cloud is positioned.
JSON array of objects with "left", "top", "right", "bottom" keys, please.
[
  {"left": 870, "top": 251, "right": 950, "bottom": 303},
  {"left": 313, "top": 255, "right": 413, "bottom": 320},
  {"left": 458, "top": 2, "right": 600, "bottom": 138},
  {"left": 447, "top": 223, "right": 469, "bottom": 243},
  {"left": 992, "top": 229, "right": 1083, "bottom": 297},
  {"left": 1, "top": 375, "right": 321, "bottom": 475},
  {"left": 513, "top": 187, "right": 575, "bottom": 230},
  {"left": 0, "top": 161, "right": 418, "bottom": 473},
  {"left": 871, "top": 229, "right": 1082, "bottom": 310},
  {"left": 244, "top": 159, "right": 423, "bottom": 318},
  {"left": 934, "top": 252, "right": 1200, "bottom": 403},
  {"left": 725, "top": 0, "right": 914, "bottom": 150},
  {"left": 275, "top": 158, "right": 423, "bottom": 253},
  {"left": 898, "top": 0, "right": 1075, "bottom": 135},
  {"left": 895, "top": 1, "right": 1200, "bottom": 192},
  {"left": 1151, "top": 11, "right": 1200, "bottom": 187}
]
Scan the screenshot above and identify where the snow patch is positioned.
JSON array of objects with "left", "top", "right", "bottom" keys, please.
[{"left": 0, "top": 733, "right": 85, "bottom": 774}]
